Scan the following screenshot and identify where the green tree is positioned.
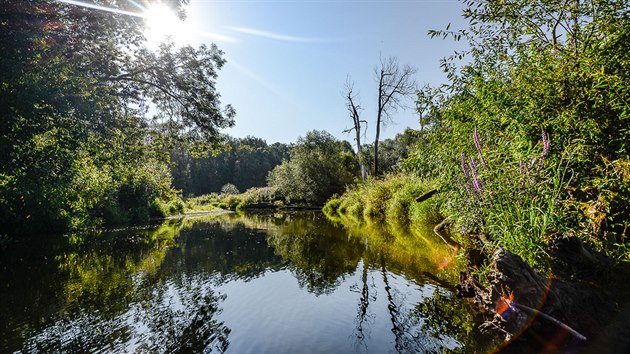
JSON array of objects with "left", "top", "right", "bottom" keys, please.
[
  {"left": 0, "top": 0, "right": 233, "bottom": 233},
  {"left": 268, "top": 130, "right": 359, "bottom": 205},
  {"left": 220, "top": 183, "right": 240, "bottom": 195},
  {"left": 171, "top": 137, "right": 290, "bottom": 196},
  {"left": 359, "top": 128, "right": 422, "bottom": 174}
]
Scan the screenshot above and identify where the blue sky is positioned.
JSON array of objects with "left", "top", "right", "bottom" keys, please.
[
  {"left": 173, "top": 0, "right": 470, "bottom": 144},
  {"left": 60, "top": 0, "right": 468, "bottom": 144}
]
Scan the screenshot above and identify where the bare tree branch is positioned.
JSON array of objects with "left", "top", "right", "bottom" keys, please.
[
  {"left": 374, "top": 56, "right": 417, "bottom": 175},
  {"left": 343, "top": 76, "right": 367, "bottom": 180}
]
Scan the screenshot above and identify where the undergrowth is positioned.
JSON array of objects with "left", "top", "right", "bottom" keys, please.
[{"left": 323, "top": 174, "right": 441, "bottom": 234}]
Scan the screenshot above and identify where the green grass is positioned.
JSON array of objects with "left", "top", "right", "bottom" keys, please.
[
  {"left": 185, "top": 186, "right": 283, "bottom": 214},
  {"left": 324, "top": 174, "right": 441, "bottom": 233},
  {"left": 385, "top": 176, "right": 436, "bottom": 231},
  {"left": 184, "top": 193, "right": 222, "bottom": 213}
]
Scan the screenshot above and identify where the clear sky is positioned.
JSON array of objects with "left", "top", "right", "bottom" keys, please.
[{"left": 164, "top": 0, "right": 469, "bottom": 145}]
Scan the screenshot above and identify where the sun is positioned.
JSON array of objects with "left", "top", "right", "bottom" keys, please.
[{"left": 144, "top": 4, "right": 188, "bottom": 46}]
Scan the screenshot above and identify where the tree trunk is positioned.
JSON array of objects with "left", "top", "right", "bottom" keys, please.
[
  {"left": 344, "top": 78, "right": 366, "bottom": 180},
  {"left": 374, "top": 71, "right": 383, "bottom": 176},
  {"left": 457, "top": 248, "right": 616, "bottom": 347}
]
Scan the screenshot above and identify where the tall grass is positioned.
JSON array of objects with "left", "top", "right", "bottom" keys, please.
[
  {"left": 323, "top": 174, "right": 441, "bottom": 234},
  {"left": 448, "top": 130, "right": 574, "bottom": 271},
  {"left": 185, "top": 186, "right": 283, "bottom": 213},
  {"left": 362, "top": 175, "right": 408, "bottom": 222},
  {"left": 484, "top": 163, "right": 572, "bottom": 269}
]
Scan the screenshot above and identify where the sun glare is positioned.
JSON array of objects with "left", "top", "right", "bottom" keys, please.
[{"left": 144, "top": 4, "right": 188, "bottom": 46}]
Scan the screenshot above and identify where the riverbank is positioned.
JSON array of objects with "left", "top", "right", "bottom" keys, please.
[
  {"left": 159, "top": 209, "right": 234, "bottom": 220},
  {"left": 323, "top": 174, "right": 630, "bottom": 352},
  {"left": 183, "top": 188, "right": 325, "bottom": 214}
]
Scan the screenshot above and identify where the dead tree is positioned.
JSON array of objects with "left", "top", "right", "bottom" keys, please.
[
  {"left": 374, "top": 57, "right": 417, "bottom": 175},
  {"left": 343, "top": 77, "right": 368, "bottom": 180}
]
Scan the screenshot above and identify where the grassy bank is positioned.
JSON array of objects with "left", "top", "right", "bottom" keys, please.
[
  {"left": 323, "top": 174, "right": 442, "bottom": 230},
  {"left": 324, "top": 161, "right": 629, "bottom": 279},
  {"left": 184, "top": 186, "right": 284, "bottom": 213},
  {"left": 323, "top": 174, "right": 462, "bottom": 284}
]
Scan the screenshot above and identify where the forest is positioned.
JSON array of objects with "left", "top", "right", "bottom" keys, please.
[{"left": 1, "top": 0, "right": 629, "bottom": 350}]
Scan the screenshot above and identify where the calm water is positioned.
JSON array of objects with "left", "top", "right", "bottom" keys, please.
[{"left": 0, "top": 212, "right": 490, "bottom": 353}]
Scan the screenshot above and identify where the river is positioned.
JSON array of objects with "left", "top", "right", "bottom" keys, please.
[{"left": 0, "top": 211, "right": 494, "bottom": 353}]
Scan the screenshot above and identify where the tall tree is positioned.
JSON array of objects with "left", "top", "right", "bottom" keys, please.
[
  {"left": 0, "top": 0, "right": 234, "bottom": 232},
  {"left": 374, "top": 57, "right": 417, "bottom": 175}
]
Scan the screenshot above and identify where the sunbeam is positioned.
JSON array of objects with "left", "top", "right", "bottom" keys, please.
[
  {"left": 54, "top": 0, "right": 235, "bottom": 44},
  {"left": 56, "top": 0, "right": 143, "bottom": 18},
  {"left": 127, "top": 0, "right": 146, "bottom": 11},
  {"left": 229, "top": 26, "right": 332, "bottom": 43}
]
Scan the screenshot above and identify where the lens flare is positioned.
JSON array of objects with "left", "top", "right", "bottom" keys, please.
[{"left": 144, "top": 4, "right": 187, "bottom": 46}]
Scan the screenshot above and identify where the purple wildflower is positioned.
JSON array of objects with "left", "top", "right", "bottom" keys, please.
[
  {"left": 538, "top": 130, "right": 550, "bottom": 171},
  {"left": 469, "top": 156, "right": 483, "bottom": 195},
  {"left": 473, "top": 128, "right": 486, "bottom": 165},
  {"left": 469, "top": 156, "right": 478, "bottom": 172},
  {"left": 461, "top": 152, "right": 470, "bottom": 180},
  {"left": 456, "top": 176, "right": 471, "bottom": 195},
  {"left": 542, "top": 130, "right": 550, "bottom": 156}
]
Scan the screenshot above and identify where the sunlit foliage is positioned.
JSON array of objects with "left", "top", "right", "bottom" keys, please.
[
  {"left": 268, "top": 130, "right": 359, "bottom": 205},
  {"left": 0, "top": 1, "right": 233, "bottom": 233},
  {"left": 401, "top": 0, "right": 630, "bottom": 268}
]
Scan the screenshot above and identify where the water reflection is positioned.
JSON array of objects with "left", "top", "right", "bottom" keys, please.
[{"left": 0, "top": 211, "right": 489, "bottom": 353}]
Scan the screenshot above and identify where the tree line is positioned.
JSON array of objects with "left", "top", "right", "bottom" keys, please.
[
  {"left": 175, "top": 129, "right": 421, "bottom": 207},
  {"left": 171, "top": 136, "right": 290, "bottom": 197}
]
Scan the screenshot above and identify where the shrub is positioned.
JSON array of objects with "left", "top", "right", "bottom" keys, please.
[
  {"left": 268, "top": 130, "right": 358, "bottom": 205},
  {"left": 444, "top": 129, "right": 571, "bottom": 270},
  {"left": 322, "top": 196, "right": 342, "bottom": 218},
  {"left": 149, "top": 197, "right": 184, "bottom": 218},
  {"left": 325, "top": 174, "right": 440, "bottom": 232},
  {"left": 220, "top": 183, "right": 240, "bottom": 195},
  {"left": 362, "top": 175, "right": 407, "bottom": 222},
  {"left": 386, "top": 176, "right": 435, "bottom": 231}
]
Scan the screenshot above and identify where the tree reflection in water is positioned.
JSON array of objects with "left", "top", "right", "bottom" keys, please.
[
  {"left": 350, "top": 258, "right": 377, "bottom": 354},
  {"left": 18, "top": 219, "right": 235, "bottom": 353},
  {"left": 22, "top": 276, "right": 230, "bottom": 353},
  {"left": 2, "top": 211, "right": 491, "bottom": 353},
  {"left": 261, "top": 212, "right": 364, "bottom": 295}
]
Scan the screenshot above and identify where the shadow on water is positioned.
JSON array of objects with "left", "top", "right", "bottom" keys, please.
[{"left": 0, "top": 211, "right": 494, "bottom": 353}]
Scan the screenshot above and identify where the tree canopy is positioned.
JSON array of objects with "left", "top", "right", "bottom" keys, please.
[
  {"left": 171, "top": 136, "right": 290, "bottom": 197},
  {"left": 0, "top": 0, "right": 233, "bottom": 233}
]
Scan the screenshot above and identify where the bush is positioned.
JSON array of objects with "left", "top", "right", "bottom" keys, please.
[
  {"left": 239, "top": 186, "right": 280, "bottom": 206},
  {"left": 441, "top": 130, "right": 571, "bottom": 270},
  {"left": 149, "top": 197, "right": 184, "bottom": 218},
  {"left": 268, "top": 130, "right": 358, "bottom": 206},
  {"left": 322, "top": 196, "right": 342, "bottom": 218},
  {"left": 362, "top": 175, "right": 407, "bottom": 222},
  {"left": 220, "top": 183, "right": 240, "bottom": 195},
  {"left": 386, "top": 176, "right": 435, "bottom": 231}
]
